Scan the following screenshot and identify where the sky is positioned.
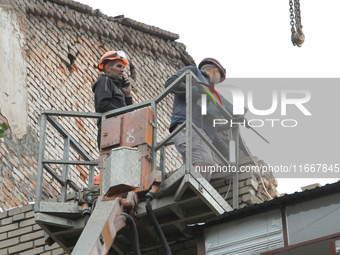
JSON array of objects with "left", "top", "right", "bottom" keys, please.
[{"left": 76, "top": 0, "right": 340, "bottom": 194}]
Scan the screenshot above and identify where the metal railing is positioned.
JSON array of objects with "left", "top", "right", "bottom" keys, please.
[
  {"left": 35, "top": 70, "right": 244, "bottom": 211},
  {"left": 35, "top": 112, "right": 101, "bottom": 211}
]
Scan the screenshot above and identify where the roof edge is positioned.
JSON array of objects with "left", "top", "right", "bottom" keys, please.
[
  {"left": 48, "top": 0, "right": 179, "bottom": 41},
  {"left": 203, "top": 180, "right": 340, "bottom": 227}
]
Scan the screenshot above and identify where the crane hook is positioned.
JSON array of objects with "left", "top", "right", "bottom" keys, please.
[{"left": 291, "top": 25, "right": 305, "bottom": 47}]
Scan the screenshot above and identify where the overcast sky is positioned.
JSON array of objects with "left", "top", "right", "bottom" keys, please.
[{"left": 76, "top": 0, "right": 340, "bottom": 194}]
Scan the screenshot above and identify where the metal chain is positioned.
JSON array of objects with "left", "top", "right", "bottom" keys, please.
[
  {"left": 294, "top": 0, "right": 302, "bottom": 26},
  {"left": 289, "top": 0, "right": 305, "bottom": 47},
  {"left": 289, "top": 0, "right": 295, "bottom": 32}
]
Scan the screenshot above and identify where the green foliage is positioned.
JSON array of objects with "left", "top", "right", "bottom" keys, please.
[{"left": 0, "top": 122, "right": 8, "bottom": 138}]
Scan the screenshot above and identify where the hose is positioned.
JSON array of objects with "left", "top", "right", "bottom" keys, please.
[
  {"left": 121, "top": 213, "right": 142, "bottom": 255},
  {"left": 145, "top": 192, "right": 172, "bottom": 255}
]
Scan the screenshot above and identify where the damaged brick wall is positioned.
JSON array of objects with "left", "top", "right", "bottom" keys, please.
[
  {"left": 0, "top": 0, "right": 281, "bottom": 254},
  {"left": 211, "top": 159, "right": 280, "bottom": 209},
  {"left": 0, "top": 0, "right": 280, "bottom": 213},
  {"left": 0, "top": 0, "right": 194, "bottom": 211},
  {"left": 211, "top": 129, "right": 280, "bottom": 208},
  {"left": 0, "top": 118, "right": 39, "bottom": 209}
]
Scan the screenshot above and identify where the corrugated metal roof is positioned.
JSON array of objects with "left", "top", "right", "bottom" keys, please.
[{"left": 203, "top": 180, "right": 340, "bottom": 227}]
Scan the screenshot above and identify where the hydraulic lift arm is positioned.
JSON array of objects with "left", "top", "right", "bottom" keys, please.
[
  {"left": 71, "top": 108, "right": 162, "bottom": 255},
  {"left": 71, "top": 191, "right": 138, "bottom": 255}
]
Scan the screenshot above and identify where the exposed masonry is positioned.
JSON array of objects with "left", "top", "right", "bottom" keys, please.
[
  {"left": 0, "top": 0, "right": 194, "bottom": 211},
  {"left": 0, "top": 0, "right": 279, "bottom": 253},
  {"left": 0, "top": 204, "right": 64, "bottom": 255},
  {"left": 211, "top": 160, "right": 280, "bottom": 208},
  {"left": 211, "top": 130, "right": 280, "bottom": 208},
  {"left": 0, "top": 0, "right": 279, "bottom": 211},
  {"left": 0, "top": 204, "right": 197, "bottom": 255}
]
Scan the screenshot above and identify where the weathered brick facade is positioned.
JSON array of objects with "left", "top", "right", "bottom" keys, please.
[
  {"left": 0, "top": 0, "right": 193, "bottom": 211},
  {"left": 0, "top": 0, "right": 280, "bottom": 253}
]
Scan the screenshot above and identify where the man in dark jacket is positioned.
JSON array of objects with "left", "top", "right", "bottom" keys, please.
[
  {"left": 92, "top": 50, "right": 132, "bottom": 149},
  {"left": 164, "top": 58, "right": 233, "bottom": 181}
]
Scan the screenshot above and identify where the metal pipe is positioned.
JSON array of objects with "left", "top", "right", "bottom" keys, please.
[
  {"left": 154, "top": 71, "right": 187, "bottom": 103},
  {"left": 155, "top": 122, "right": 185, "bottom": 151},
  {"left": 43, "top": 109, "right": 101, "bottom": 118},
  {"left": 185, "top": 70, "right": 193, "bottom": 174},
  {"left": 35, "top": 113, "right": 47, "bottom": 212},
  {"left": 192, "top": 124, "right": 230, "bottom": 167},
  {"left": 46, "top": 115, "right": 94, "bottom": 161},
  {"left": 43, "top": 164, "right": 65, "bottom": 185},
  {"left": 121, "top": 213, "right": 142, "bottom": 255},
  {"left": 160, "top": 146, "right": 166, "bottom": 184},
  {"left": 42, "top": 159, "right": 98, "bottom": 165},
  {"left": 103, "top": 99, "right": 153, "bottom": 119},
  {"left": 232, "top": 126, "right": 240, "bottom": 209},
  {"left": 151, "top": 101, "right": 157, "bottom": 171},
  {"left": 145, "top": 192, "right": 172, "bottom": 255},
  {"left": 66, "top": 180, "right": 80, "bottom": 192},
  {"left": 61, "top": 136, "right": 70, "bottom": 202},
  {"left": 88, "top": 165, "right": 95, "bottom": 191}
]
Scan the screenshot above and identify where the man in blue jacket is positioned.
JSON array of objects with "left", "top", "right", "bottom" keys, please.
[
  {"left": 164, "top": 58, "right": 233, "bottom": 181},
  {"left": 92, "top": 50, "right": 132, "bottom": 149}
]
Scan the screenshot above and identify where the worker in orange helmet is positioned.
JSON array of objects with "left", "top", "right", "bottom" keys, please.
[{"left": 92, "top": 51, "right": 132, "bottom": 149}]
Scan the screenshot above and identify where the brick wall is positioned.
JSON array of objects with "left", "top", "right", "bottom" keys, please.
[
  {"left": 211, "top": 129, "right": 280, "bottom": 208},
  {"left": 0, "top": 203, "right": 198, "bottom": 255},
  {"left": 0, "top": 204, "right": 64, "bottom": 255},
  {"left": 211, "top": 161, "right": 280, "bottom": 209},
  {"left": 0, "top": 0, "right": 193, "bottom": 211},
  {"left": 0, "top": 123, "right": 39, "bottom": 209},
  {"left": 0, "top": 0, "right": 280, "bottom": 253}
]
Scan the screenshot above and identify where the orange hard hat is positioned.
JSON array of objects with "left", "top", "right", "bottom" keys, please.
[{"left": 98, "top": 51, "right": 129, "bottom": 71}]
